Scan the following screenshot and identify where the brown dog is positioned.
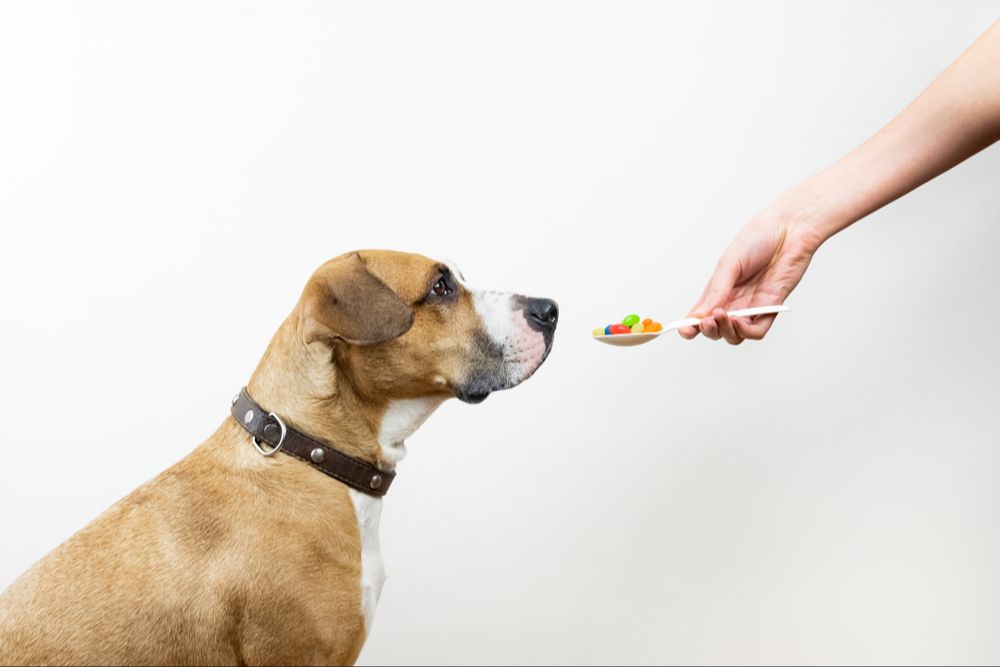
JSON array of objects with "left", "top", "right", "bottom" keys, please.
[{"left": 0, "top": 250, "right": 557, "bottom": 666}]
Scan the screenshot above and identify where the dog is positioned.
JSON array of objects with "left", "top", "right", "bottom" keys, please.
[{"left": 0, "top": 250, "right": 557, "bottom": 666}]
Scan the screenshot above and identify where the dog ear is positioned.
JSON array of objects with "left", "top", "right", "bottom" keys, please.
[{"left": 301, "top": 252, "right": 415, "bottom": 345}]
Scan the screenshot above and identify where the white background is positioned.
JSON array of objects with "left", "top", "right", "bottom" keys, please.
[{"left": 2, "top": 2, "right": 999, "bottom": 664}]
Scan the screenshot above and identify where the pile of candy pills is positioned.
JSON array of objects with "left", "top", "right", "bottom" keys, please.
[{"left": 593, "top": 314, "right": 664, "bottom": 336}]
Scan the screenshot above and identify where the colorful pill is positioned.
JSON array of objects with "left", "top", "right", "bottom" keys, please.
[
  {"left": 642, "top": 318, "right": 653, "bottom": 327},
  {"left": 622, "top": 314, "right": 640, "bottom": 328},
  {"left": 608, "top": 324, "right": 630, "bottom": 335},
  {"left": 631, "top": 323, "right": 644, "bottom": 333},
  {"left": 646, "top": 322, "right": 663, "bottom": 332},
  {"left": 593, "top": 327, "right": 605, "bottom": 337},
  {"left": 604, "top": 325, "right": 613, "bottom": 335}
]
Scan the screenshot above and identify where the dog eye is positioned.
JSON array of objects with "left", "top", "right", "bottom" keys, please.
[{"left": 430, "top": 277, "right": 452, "bottom": 298}]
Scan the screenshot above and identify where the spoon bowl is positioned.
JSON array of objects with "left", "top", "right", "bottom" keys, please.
[{"left": 594, "top": 305, "right": 790, "bottom": 347}]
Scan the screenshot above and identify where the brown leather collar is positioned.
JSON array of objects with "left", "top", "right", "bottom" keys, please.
[{"left": 231, "top": 388, "right": 395, "bottom": 498}]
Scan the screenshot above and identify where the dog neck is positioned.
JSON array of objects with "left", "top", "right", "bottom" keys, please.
[{"left": 244, "top": 313, "right": 444, "bottom": 471}]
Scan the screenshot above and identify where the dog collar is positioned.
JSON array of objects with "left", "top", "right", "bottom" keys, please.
[{"left": 231, "top": 388, "right": 395, "bottom": 498}]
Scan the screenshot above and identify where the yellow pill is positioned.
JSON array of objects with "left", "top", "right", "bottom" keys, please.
[
  {"left": 592, "top": 327, "right": 605, "bottom": 337},
  {"left": 631, "top": 323, "right": 644, "bottom": 333}
]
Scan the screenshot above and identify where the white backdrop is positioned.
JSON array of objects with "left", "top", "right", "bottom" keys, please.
[{"left": 2, "top": 2, "right": 999, "bottom": 664}]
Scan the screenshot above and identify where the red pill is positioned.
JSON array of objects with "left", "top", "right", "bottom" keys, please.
[{"left": 608, "top": 324, "right": 630, "bottom": 335}]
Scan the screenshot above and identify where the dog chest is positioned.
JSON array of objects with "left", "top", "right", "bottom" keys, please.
[{"left": 348, "top": 489, "right": 385, "bottom": 635}]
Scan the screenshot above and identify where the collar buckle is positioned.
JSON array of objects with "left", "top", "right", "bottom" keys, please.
[{"left": 252, "top": 412, "right": 287, "bottom": 457}]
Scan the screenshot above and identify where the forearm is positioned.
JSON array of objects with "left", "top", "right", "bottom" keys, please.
[{"left": 777, "top": 20, "right": 1000, "bottom": 243}]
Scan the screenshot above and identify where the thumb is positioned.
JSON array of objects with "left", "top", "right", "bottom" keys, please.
[{"left": 689, "top": 253, "right": 740, "bottom": 317}]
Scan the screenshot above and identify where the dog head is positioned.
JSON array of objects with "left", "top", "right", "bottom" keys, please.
[{"left": 299, "top": 250, "right": 557, "bottom": 404}]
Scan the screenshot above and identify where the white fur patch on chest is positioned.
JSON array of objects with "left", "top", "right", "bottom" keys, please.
[
  {"left": 348, "top": 397, "right": 445, "bottom": 634},
  {"left": 348, "top": 489, "right": 385, "bottom": 636}
]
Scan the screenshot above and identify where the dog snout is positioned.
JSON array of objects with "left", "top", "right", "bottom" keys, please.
[{"left": 525, "top": 298, "right": 559, "bottom": 332}]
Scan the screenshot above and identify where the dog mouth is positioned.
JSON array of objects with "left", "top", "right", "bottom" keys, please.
[
  {"left": 453, "top": 293, "right": 557, "bottom": 404},
  {"left": 454, "top": 334, "right": 555, "bottom": 404},
  {"left": 454, "top": 385, "right": 494, "bottom": 404},
  {"left": 454, "top": 371, "right": 522, "bottom": 404}
]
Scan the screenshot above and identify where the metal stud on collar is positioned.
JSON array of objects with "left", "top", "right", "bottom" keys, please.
[{"left": 252, "top": 412, "right": 287, "bottom": 457}]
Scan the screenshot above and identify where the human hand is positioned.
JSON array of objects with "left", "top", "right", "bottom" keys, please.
[
  {"left": 678, "top": 208, "right": 824, "bottom": 344},
  {"left": 681, "top": 20, "right": 1000, "bottom": 345}
]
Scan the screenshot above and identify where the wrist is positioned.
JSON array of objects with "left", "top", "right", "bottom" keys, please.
[
  {"left": 769, "top": 132, "right": 908, "bottom": 246},
  {"left": 755, "top": 190, "right": 834, "bottom": 255}
]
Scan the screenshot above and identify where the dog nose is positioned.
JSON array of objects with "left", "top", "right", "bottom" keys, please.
[{"left": 526, "top": 298, "right": 559, "bottom": 330}]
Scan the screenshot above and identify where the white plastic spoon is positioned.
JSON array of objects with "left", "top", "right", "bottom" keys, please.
[{"left": 593, "top": 305, "right": 791, "bottom": 347}]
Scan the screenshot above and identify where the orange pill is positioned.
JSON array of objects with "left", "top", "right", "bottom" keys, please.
[{"left": 646, "top": 322, "right": 663, "bottom": 332}]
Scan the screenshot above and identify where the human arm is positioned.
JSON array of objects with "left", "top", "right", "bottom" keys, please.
[{"left": 681, "top": 19, "right": 1000, "bottom": 344}]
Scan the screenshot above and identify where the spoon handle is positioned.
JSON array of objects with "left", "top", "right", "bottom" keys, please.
[{"left": 664, "top": 305, "right": 790, "bottom": 332}]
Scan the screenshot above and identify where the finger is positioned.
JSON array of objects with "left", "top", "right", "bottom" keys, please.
[
  {"left": 700, "top": 315, "right": 721, "bottom": 340},
  {"left": 678, "top": 325, "right": 700, "bottom": 340},
  {"left": 733, "top": 313, "right": 777, "bottom": 341},
  {"left": 692, "top": 254, "right": 741, "bottom": 316},
  {"left": 714, "top": 308, "right": 744, "bottom": 346},
  {"left": 686, "top": 254, "right": 740, "bottom": 319}
]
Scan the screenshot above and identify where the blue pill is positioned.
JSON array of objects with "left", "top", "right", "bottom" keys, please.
[{"left": 604, "top": 325, "right": 612, "bottom": 335}]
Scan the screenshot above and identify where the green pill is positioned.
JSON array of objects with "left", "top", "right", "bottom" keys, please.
[{"left": 622, "top": 314, "right": 640, "bottom": 328}]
